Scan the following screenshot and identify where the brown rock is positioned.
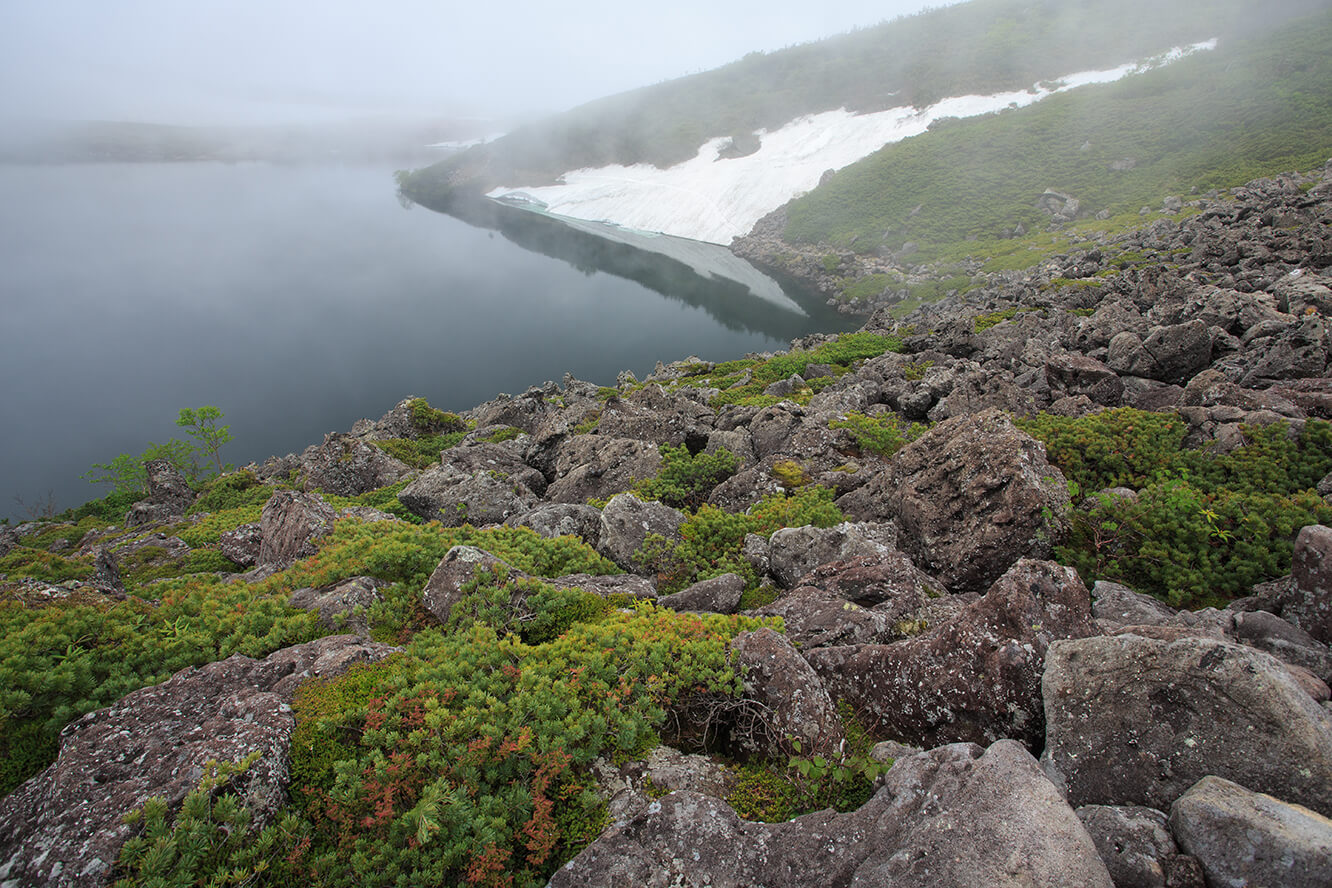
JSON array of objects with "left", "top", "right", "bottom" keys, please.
[{"left": 257, "top": 490, "right": 337, "bottom": 567}]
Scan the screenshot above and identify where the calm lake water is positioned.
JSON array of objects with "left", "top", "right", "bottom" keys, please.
[{"left": 0, "top": 162, "right": 851, "bottom": 519}]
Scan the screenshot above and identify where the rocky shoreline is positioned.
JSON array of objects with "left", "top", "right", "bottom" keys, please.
[{"left": 3, "top": 165, "right": 1332, "bottom": 886}]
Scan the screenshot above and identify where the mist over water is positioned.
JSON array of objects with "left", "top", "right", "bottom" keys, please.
[{"left": 0, "top": 162, "right": 848, "bottom": 520}]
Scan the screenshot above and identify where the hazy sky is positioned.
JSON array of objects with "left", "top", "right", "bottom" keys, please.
[{"left": 0, "top": 0, "right": 955, "bottom": 125}]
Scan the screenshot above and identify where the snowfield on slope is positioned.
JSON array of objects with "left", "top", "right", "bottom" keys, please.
[{"left": 488, "top": 41, "right": 1216, "bottom": 245}]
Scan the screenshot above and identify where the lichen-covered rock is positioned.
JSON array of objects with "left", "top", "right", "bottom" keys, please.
[
  {"left": 657, "top": 573, "right": 743, "bottom": 614},
  {"left": 1042, "top": 633, "right": 1332, "bottom": 817},
  {"left": 397, "top": 444, "right": 544, "bottom": 525},
  {"left": 289, "top": 576, "right": 382, "bottom": 635},
  {"left": 298, "top": 431, "right": 414, "bottom": 497},
  {"left": 795, "top": 552, "right": 946, "bottom": 610},
  {"left": 218, "top": 521, "right": 263, "bottom": 567},
  {"left": 841, "top": 408, "right": 1070, "bottom": 593},
  {"left": 807, "top": 558, "right": 1096, "bottom": 748},
  {"left": 1045, "top": 353, "right": 1125, "bottom": 406},
  {"left": 1076, "top": 805, "right": 1204, "bottom": 888},
  {"left": 544, "top": 436, "right": 662, "bottom": 504},
  {"left": 1289, "top": 524, "right": 1332, "bottom": 643},
  {"left": 596, "top": 493, "right": 685, "bottom": 573},
  {"left": 258, "top": 489, "right": 337, "bottom": 567},
  {"left": 728, "top": 627, "right": 843, "bottom": 758},
  {"left": 549, "top": 740, "right": 1112, "bottom": 888},
  {"left": 753, "top": 587, "right": 900, "bottom": 649},
  {"left": 1169, "top": 776, "right": 1332, "bottom": 888},
  {"left": 766, "top": 522, "right": 899, "bottom": 589},
  {"left": 0, "top": 636, "right": 398, "bottom": 888},
  {"left": 420, "top": 546, "right": 521, "bottom": 624},
  {"left": 124, "top": 458, "right": 196, "bottom": 527},
  {"left": 504, "top": 503, "right": 603, "bottom": 547},
  {"left": 596, "top": 385, "right": 715, "bottom": 448}
]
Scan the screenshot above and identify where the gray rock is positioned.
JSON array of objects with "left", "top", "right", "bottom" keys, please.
[
  {"left": 1076, "top": 805, "right": 1203, "bottom": 888},
  {"left": 1046, "top": 354, "right": 1125, "bottom": 406},
  {"left": 298, "top": 431, "right": 414, "bottom": 497},
  {"left": 420, "top": 545, "right": 521, "bottom": 625},
  {"left": 767, "top": 522, "right": 898, "bottom": 589},
  {"left": 597, "top": 493, "right": 685, "bottom": 573},
  {"left": 124, "top": 458, "right": 196, "bottom": 527},
  {"left": 218, "top": 521, "right": 263, "bottom": 567},
  {"left": 1092, "top": 580, "right": 1183, "bottom": 627},
  {"left": 288, "top": 576, "right": 382, "bottom": 635},
  {"left": 807, "top": 559, "right": 1096, "bottom": 748},
  {"left": 1233, "top": 609, "right": 1332, "bottom": 684},
  {"left": 657, "top": 573, "right": 744, "bottom": 614},
  {"left": 729, "top": 627, "right": 844, "bottom": 758},
  {"left": 1290, "top": 524, "right": 1332, "bottom": 643},
  {"left": 258, "top": 490, "right": 337, "bottom": 568},
  {"left": 753, "top": 587, "right": 900, "bottom": 649},
  {"left": 544, "top": 436, "right": 662, "bottom": 504},
  {"left": 504, "top": 502, "right": 604, "bottom": 547},
  {"left": 842, "top": 408, "right": 1070, "bottom": 593},
  {"left": 0, "top": 636, "right": 397, "bottom": 888},
  {"left": 549, "top": 740, "right": 1112, "bottom": 888},
  {"left": 1042, "top": 633, "right": 1332, "bottom": 817},
  {"left": 1169, "top": 776, "right": 1332, "bottom": 888}
]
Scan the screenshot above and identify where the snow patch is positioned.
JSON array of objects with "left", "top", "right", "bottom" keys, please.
[{"left": 488, "top": 42, "right": 1216, "bottom": 245}]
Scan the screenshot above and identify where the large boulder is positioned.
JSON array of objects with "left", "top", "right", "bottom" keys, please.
[
  {"left": 597, "top": 494, "right": 685, "bottom": 573},
  {"left": 504, "top": 503, "right": 603, "bottom": 547},
  {"left": 1288, "top": 524, "right": 1332, "bottom": 643},
  {"left": 0, "top": 636, "right": 397, "bottom": 888},
  {"left": 298, "top": 432, "right": 414, "bottom": 497},
  {"left": 728, "top": 627, "right": 844, "bottom": 758},
  {"left": 288, "top": 576, "right": 382, "bottom": 636},
  {"left": 1169, "top": 776, "right": 1332, "bottom": 888},
  {"left": 258, "top": 489, "right": 338, "bottom": 567},
  {"left": 397, "top": 443, "right": 544, "bottom": 525},
  {"left": 1042, "top": 633, "right": 1332, "bottom": 817},
  {"left": 657, "top": 573, "right": 744, "bottom": 614},
  {"left": 1107, "top": 320, "right": 1212, "bottom": 384},
  {"left": 549, "top": 740, "right": 1112, "bottom": 888},
  {"left": 123, "top": 458, "right": 196, "bottom": 527},
  {"left": 807, "top": 559, "right": 1097, "bottom": 748},
  {"left": 840, "top": 408, "right": 1070, "bottom": 593},
  {"left": 767, "top": 523, "right": 900, "bottom": 589},
  {"left": 1076, "top": 805, "right": 1205, "bottom": 888},
  {"left": 420, "top": 546, "right": 523, "bottom": 625},
  {"left": 544, "top": 436, "right": 662, "bottom": 505},
  {"left": 752, "top": 587, "right": 902, "bottom": 649}
]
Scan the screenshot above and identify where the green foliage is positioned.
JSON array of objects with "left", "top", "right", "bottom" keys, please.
[
  {"left": 696, "top": 332, "right": 902, "bottom": 408},
  {"left": 446, "top": 567, "right": 613, "bottom": 646},
  {"left": 633, "top": 445, "right": 741, "bottom": 509},
  {"left": 174, "top": 505, "right": 265, "bottom": 548},
  {"left": 1021, "top": 411, "right": 1332, "bottom": 606},
  {"left": 176, "top": 407, "right": 234, "bottom": 477},
  {"left": 83, "top": 439, "right": 198, "bottom": 494},
  {"left": 283, "top": 607, "right": 760, "bottom": 887},
  {"left": 113, "top": 756, "right": 307, "bottom": 888},
  {"left": 0, "top": 577, "right": 322, "bottom": 794},
  {"left": 58, "top": 489, "right": 147, "bottom": 523},
  {"left": 372, "top": 431, "right": 469, "bottom": 470},
  {"left": 188, "top": 470, "right": 270, "bottom": 515},
  {"left": 830, "top": 413, "right": 927, "bottom": 458},
  {"left": 484, "top": 426, "right": 525, "bottom": 443},
  {"left": 0, "top": 546, "right": 95, "bottom": 583},
  {"left": 409, "top": 398, "right": 465, "bottom": 435},
  {"left": 973, "top": 307, "right": 1030, "bottom": 331},
  {"left": 639, "top": 486, "right": 844, "bottom": 595}
]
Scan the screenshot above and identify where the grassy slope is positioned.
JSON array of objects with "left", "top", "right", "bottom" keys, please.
[
  {"left": 405, "top": 0, "right": 1290, "bottom": 196},
  {"left": 781, "top": 7, "right": 1332, "bottom": 262}
]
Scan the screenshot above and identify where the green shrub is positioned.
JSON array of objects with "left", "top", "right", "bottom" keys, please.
[
  {"left": 372, "top": 431, "right": 469, "bottom": 469},
  {"left": 633, "top": 445, "right": 741, "bottom": 509},
  {"left": 188, "top": 470, "right": 270, "bottom": 514},
  {"left": 830, "top": 413, "right": 927, "bottom": 458},
  {"left": 409, "top": 398, "right": 465, "bottom": 435}
]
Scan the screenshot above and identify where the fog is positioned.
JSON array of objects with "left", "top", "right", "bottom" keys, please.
[{"left": 0, "top": 0, "right": 954, "bottom": 126}]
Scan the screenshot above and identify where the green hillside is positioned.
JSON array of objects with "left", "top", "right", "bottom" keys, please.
[
  {"left": 781, "top": 6, "right": 1332, "bottom": 263},
  {"left": 405, "top": 0, "right": 1318, "bottom": 199}
]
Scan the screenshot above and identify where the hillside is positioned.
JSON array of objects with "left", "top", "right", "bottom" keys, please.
[{"left": 2, "top": 164, "right": 1331, "bottom": 886}]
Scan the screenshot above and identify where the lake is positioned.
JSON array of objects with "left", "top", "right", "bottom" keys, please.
[{"left": 0, "top": 162, "right": 852, "bottom": 520}]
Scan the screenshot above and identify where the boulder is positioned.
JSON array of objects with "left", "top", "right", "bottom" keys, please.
[
  {"left": 1231, "top": 609, "right": 1332, "bottom": 685},
  {"left": 841, "top": 408, "right": 1070, "bottom": 593},
  {"left": 1076, "top": 805, "right": 1204, "bottom": 888},
  {"left": 420, "top": 546, "right": 522, "bottom": 625},
  {"left": 397, "top": 445, "right": 544, "bottom": 525},
  {"left": 795, "top": 552, "right": 947, "bottom": 610},
  {"left": 218, "top": 521, "right": 263, "bottom": 567},
  {"left": 549, "top": 740, "right": 1112, "bottom": 888},
  {"left": 657, "top": 573, "right": 744, "bottom": 614},
  {"left": 752, "top": 587, "right": 901, "bottom": 649},
  {"left": 1045, "top": 354, "right": 1124, "bottom": 406},
  {"left": 1169, "top": 776, "right": 1332, "bottom": 888},
  {"left": 288, "top": 576, "right": 382, "bottom": 635},
  {"left": 298, "top": 432, "right": 414, "bottom": 497},
  {"left": 767, "top": 522, "right": 899, "bottom": 589},
  {"left": 544, "top": 436, "right": 662, "bottom": 505},
  {"left": 1041, "top": 633, "right": 1332, "bottom": 817},
  {"left": 258, "top": 490, "right": 337, "bottom": 568},
  {"left": 596, "top": 385, "right": 714, "bottom": 448},
  {"left": 124, "top": 458, "right": 196, "bottom": 527},
  {"left": 504, "top": 503, "right": 603, "bottom": 547},
  {"left": 728, "top": 627, "right": 844, "bottom": 758},
  {"left": 1108, "top": 321, "right": 1212, "bottom": 384},
  {"left": 0, "top": 636, "right": 397, "bottom": 888},
  {"left": 1289, "top": 524, "right": 1332, "bottom": 643},
  {"left": 807, "top": 559, "right": 1096, "bottom": 748},
  {"left": 597, "top": 494, "right": 685, "bottom": 573}
]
